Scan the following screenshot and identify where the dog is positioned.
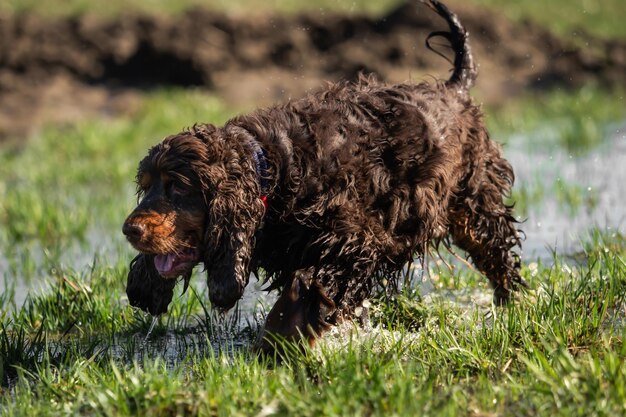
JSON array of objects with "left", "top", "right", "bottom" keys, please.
[{"left": 122, "top": 0, "right": 525, "bottom": 351}]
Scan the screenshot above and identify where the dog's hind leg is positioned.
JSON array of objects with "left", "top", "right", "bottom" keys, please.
[{"left": 447, "top": 155, "right": 526, "bottom": 304}]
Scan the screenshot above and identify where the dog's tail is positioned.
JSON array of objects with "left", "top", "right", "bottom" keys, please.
[{"left": 421, "top": 0, "right": 478, "bottom": 91}]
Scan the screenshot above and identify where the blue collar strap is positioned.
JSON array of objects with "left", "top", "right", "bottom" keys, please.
[{"left": 247, "top": 138, "right": 270, "bottom": 207}]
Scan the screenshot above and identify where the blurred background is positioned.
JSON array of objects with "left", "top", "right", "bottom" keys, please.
[{"left": 0, "top": 0, "right": 624, "bottom": 306}]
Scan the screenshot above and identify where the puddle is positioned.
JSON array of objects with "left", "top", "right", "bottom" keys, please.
[
  {"left": 109, "top": 322, "right": 258, "bottom": 366},
  {"left": 0, "top": 229, "right": 131, "bottom": 308},
  {"left": 506, "top": 121, "right": 626, "bottom": 259}
]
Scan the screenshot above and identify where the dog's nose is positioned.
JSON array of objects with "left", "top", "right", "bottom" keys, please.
[{"left": 122, "top": 222, "right": 145, "bottom": 243}]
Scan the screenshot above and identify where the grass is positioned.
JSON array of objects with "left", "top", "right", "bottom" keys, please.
[
  {"left": 1, "top": 0, "right": 624, "bottom": 40},
  {"left": 471, "top": 0, "right": 626, "bottom": 38},
  {"left": 508, "top": 177, "right": 601, "bottom": 219},
  {"left": 485, "top": 86, "right": 625, "bottom": 154},
  {"left": 0, "top": 233, "right": 624, "bottom": 416}
]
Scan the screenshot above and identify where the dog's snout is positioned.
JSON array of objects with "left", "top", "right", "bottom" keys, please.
[{"left": 123, "top": 222, "right": 145, "bottom": 243}]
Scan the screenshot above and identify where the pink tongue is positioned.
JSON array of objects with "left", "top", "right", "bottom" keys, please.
[{"left": 154, "top": 254, "right": 175, "bottom": 275}]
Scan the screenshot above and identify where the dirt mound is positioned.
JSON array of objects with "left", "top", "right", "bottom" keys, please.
[{"left": 1, "top": 2, "right": 625, "bottom": 138}]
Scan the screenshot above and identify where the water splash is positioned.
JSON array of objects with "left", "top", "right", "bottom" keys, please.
[{"left": 144, "top": 316, "right": 159, "bottom": 341}]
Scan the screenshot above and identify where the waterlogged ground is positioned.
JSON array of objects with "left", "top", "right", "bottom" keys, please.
[
  {"left": 508, "top": 119, "right": 625, "bottom": 258},
  {"left": 0, "top": 84, "right": 625, "bottom": 416}
]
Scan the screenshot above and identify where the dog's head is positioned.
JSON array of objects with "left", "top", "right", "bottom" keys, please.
[{"left": 123, "top": 124, "right": 266, "bottom": 314}]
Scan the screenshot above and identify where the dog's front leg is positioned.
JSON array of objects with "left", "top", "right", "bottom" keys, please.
[{"left": 257, "top": 270, "right": 335, "bottom": 354}]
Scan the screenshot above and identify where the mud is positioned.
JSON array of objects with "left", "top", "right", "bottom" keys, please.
[{"left": 1, "top": 2, "right": 625, "bottom": 138}]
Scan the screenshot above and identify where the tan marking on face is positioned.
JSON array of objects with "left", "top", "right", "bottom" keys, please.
[
  {"left": 124, "top": 211, "right": 177, "bottom": 253},
  {"left": 138, "top": 212, "right": 177, "bottom": 239}
]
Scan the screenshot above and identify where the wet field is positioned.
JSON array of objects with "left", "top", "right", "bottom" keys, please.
[{"left": 0, "top": 1, "right": 625, "bottom": 414}]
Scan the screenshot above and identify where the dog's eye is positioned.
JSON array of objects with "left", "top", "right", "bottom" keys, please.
[
  {"left": 138, "top": 173, "right": 152, "bottom": 190},
  {"left": 136, "top": 176, "right": 151, "bottom": 196},
  {"left": 137, "top": 183, "right": 150, "bottom": 196},
  {"left": 170, "top": 183, "right": 186, "bottom": 197}
]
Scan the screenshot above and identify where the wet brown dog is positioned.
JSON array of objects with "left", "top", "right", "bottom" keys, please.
[{"left": 123, "top": 0, "right": 526, "bottom": 351}]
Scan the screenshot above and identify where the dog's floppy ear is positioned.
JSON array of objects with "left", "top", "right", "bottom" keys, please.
[
  {"left": 126, "top": 254, "right": 177, "bottom": 316},
  {"left": 199, "top": 130, "right": 265, "bottom": 310}
]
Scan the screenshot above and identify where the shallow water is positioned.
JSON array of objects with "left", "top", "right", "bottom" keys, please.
[
  {"left": 0, "top": 229, "right": 131, "bottom": 307},
  {"left": 507, "top": 121, "right": 625, "bottom": 259},
  {"left": 110, "top": 321, "right": 257, "bottom": 366}
]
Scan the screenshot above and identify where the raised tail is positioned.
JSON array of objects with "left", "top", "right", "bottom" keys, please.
[{"left": 421, "top": 0, "right": 478, "bottom": 91}]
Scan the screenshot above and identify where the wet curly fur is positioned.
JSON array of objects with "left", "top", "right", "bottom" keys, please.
[{"left": 123, "top": 0, "right": 525, "bottom": 350}]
